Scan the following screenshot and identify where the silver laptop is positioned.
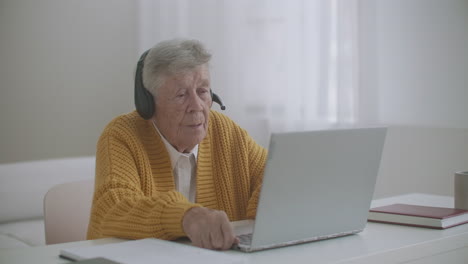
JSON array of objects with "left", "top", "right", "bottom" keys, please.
[{"left": 233, "top": 127, "right": 387, "bottom": 252}]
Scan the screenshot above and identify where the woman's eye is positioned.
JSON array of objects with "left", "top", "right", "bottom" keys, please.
[{"left": 198, "top": 89, "right": 209, "bottom": 95}]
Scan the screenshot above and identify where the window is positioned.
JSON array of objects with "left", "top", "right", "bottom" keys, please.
[{"left": 138, "top": 0, "right": 359, "bottom": 133}]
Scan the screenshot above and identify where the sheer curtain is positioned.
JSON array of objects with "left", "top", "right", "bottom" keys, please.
[{"left": 138, "top": 0, "right": 359, "bottom": 139}]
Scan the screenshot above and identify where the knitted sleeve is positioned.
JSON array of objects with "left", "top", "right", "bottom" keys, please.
[{"left": 87, "top": 125, "right": 200, "bottom": 241}]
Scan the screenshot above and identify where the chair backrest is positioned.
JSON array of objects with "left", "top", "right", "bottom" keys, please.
[{"left": 43, "top": 179, "right": 94, "bottom": 245}]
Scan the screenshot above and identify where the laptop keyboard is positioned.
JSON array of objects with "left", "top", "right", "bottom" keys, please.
[{"left": 237, "top": 233, "right": 253, "bottom": 246}]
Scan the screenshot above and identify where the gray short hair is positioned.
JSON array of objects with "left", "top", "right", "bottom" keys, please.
[{"left": 142, "top": 39, "right": 212, "bottom": 96}]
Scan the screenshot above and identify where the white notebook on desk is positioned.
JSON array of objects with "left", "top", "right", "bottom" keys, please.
[{"left": 60, "top": 238, "right": 243, "bottom": 264}]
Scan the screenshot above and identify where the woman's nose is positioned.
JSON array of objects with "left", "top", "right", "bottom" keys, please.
[{"left": 186, "top": 93, "right": 204, "bottom": 112}]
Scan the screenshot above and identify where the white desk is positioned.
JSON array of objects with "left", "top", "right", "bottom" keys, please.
[{"left": 1, "top": 193, "right": 468, "bottom": 264}]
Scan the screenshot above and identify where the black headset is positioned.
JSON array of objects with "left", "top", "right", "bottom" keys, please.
[{"left": 134, "top": 49, "right": 226, "bottom": 120}]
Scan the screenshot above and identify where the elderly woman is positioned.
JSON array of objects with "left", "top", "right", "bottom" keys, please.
[{"left": 87, "top": 39, "right": 267, "bottom": 250}]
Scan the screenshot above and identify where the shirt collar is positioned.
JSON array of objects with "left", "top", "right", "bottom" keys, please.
[{"left": 152, "top": 122, "right": 198, "bottom": 170}]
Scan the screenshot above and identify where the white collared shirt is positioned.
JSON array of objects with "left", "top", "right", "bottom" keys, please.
[{"left": 153, "top": 122, "right": 197, "bottom": 202}]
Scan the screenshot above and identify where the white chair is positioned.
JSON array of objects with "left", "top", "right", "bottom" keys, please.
[{"left": 43, "top": 179, "right": 94, "bottom": 245}]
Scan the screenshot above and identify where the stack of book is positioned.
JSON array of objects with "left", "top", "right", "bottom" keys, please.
[{"left": 368, "top": 203, "right": 468, "bottom": 229}]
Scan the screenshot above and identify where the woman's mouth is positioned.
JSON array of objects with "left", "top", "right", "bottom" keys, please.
[{"left": 187, "top": 123, "right": 203, "bottom": 128}]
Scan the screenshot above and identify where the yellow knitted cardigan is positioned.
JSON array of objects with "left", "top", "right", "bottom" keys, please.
[{"left": 87, "top": 110, "right": 267, "bottom": 240}]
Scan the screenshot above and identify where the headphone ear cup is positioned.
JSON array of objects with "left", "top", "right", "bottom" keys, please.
[
  {"left": 135, "top": 84, "right": 155, "bottom": 120},
  {"left": 134, "top": 50, "right": 155, "bottom": 120}
]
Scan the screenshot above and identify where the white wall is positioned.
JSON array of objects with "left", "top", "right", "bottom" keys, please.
[
  {"left": 360, "top": 0, "right": 468, "bottom": 128},
  {"left": 374, "top": 126, "right": 468, "bottom": 199},
  {"left": 359, "top": 0, "right": 468, "bottom": 198},
  {"left": 0, "top": 0, "right": 138, "bottom": 163}
]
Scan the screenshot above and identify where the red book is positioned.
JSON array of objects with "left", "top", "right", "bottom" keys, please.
[{"left": 368, "top": 203, "right": 468, "bottom": 229}]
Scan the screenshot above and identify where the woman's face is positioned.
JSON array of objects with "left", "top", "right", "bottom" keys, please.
[{"left": 153, "top": 64, "right": 212, "bottom": 153}]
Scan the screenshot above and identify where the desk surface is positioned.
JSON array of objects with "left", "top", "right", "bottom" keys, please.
[{"left": 1, "top": 193, "right": 468, "bottom": 264}]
